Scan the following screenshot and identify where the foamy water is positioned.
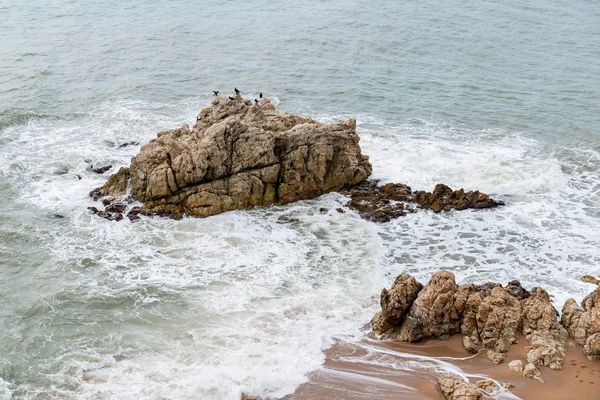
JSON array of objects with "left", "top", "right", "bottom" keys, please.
[{"left": 2, "top": 0, "right": 600, "bottom": 399}]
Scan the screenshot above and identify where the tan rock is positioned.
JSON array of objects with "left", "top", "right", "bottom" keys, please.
[
  {"left": 508, "top": 359, "right": 524, "bottom": 374},
  {"left": 522, "top": 363, "right": 544, "bottom": 383},
  {"left": 562, "top": 285, "right": 600, "bottom": 361},
  {"left": 92, "top": 96, "right": 372, "bottom": 218},
  {"left": 475, "top": 379, "right": 498, "bottom": 395},
  {"left": 486, "top": 349, "right": 505, "bottom": 364},
  {"left": 438, "top": 376, "right": 482, "bottom": 400},
  {"left": 379, "top": 273, "right": 423, "bottom": 326},
  {"left": 475, "top": 286, "right": 522, "bottom": 360},
  {"left": 580, "top": 275, "right": 600, "bottom": 285},
  {"left": 522, "top": 288, "right": 568, "bottom": 370},
  {"left": 399, "top": 271, "right": 460, "bottom": 342}
]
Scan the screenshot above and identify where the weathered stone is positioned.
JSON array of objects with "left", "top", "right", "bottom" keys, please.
[
  {"left": 522, "top": 288, "right": 568, "bottom": 370},
  {"left": 476, "top": 286, "right": 522, "bottom": 361},
  {"left": 508, "top": 359, "right": 524, "bottom": 374},
  {"left": 95, "top": 97, "right": 372, "bottom": 218},
  {"left": 565, "top": 284, "right": 600, "bottom": 360},
  {"left": 522, "top": 363, "right": 544, "bottom": 383},
  {"left": 399, "top": 271, "right": 460, "bottom": 342},
  {"left": 438, "top": 376, "right": 482, "bottom": 400},
  {"left": 90, "top": 167, "right": 130, "bottom": 200},
  {"left": 379, "top": 273, "right": 423, "bottom": 326}
]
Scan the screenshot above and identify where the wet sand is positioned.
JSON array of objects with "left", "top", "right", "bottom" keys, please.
[{"left": 284, "top": 335, "right": 600, "bottom": 399}]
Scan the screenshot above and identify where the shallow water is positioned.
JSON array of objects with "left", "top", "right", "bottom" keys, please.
[{"left": 1, "top": 1, "right": 599, "bottom": 399}]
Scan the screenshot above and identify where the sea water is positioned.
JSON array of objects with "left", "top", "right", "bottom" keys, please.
[{"left": 1, "top": 0, "right": 599, "bottom": 398}]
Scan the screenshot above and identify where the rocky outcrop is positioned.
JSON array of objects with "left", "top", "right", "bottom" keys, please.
[
  {"left": 90, "top": 95, "right": 372, "bottom": 219},
  {"left": 438, "top": 376, "right": 482, "bottom": 400},
  {"left": 371, "top": 271, "right": 596, "bottom": 381},
  {"left": 521, "top": 288, "right": 568, "bottom": 370},
  {"left": 562, "top": 284, "right": 600, "bottom": 360},
  {"left": 340, "top": 181, "right": 503, "bottom": 223}
]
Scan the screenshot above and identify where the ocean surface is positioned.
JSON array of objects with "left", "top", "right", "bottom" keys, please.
[{"left": 1, "top": 1, "right": 599, "bottom": 399}]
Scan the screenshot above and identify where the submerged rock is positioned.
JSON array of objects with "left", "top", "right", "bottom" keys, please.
[{"left": 91, "top": 95, "right": 372, "bottom": 218}]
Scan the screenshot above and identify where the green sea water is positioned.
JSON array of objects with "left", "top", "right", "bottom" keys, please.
[{"left": 1, "top": 1, "right": 599, "bottom": 399}]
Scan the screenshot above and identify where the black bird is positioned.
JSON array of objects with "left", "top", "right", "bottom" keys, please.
[
  {"left": 234, "top": 88, "right": 240, "bottom": 95},
  {"left": 254, "top": 99, "right": 259, "bottom": 104},
  {"left": 259, "top": 92, "right": 263, "bottom": 98},
  {"left": 212, "top": 91, "right": 219, "bottom": 96},
  {"left": 228, "top": 96, "right": 235, "bottom": 101}
]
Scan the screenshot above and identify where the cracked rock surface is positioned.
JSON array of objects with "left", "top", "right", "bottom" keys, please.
[{"left": 90, "top": 95, "right": 372, "bottom": 218}]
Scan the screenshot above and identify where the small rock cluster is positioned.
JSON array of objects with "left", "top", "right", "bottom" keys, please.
[{"left": 341, "top": 180, "right": 504, "bottom": 223}]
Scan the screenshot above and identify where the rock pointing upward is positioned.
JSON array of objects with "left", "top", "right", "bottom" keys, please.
[{"left": 91, "top": 95, "right": 372, "bottom": 218}]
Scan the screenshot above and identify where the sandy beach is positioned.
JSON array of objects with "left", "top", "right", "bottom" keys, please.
[{"left": 285, "top": 335, "right": 600, "bottom": 399}]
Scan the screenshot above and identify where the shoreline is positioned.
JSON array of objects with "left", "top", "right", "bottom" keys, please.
[{"left": 284, "top": 335, "right": 600, "bottom": 399}]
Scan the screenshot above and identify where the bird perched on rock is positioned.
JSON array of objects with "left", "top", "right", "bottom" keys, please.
[
  {"left": 234, "top": 88, "right": 240, "bottom": 95},
  {"left": 212, "top": 91, "right": 219, "bottom": 96},
  {"left": 228, "top": 96, "right": 235, "bottom": 101},
  {"left": 259, "top": 92, "right": 263, "bottom": 98},
  {"left": 254, "top": 99, "right": 259, "bottom": 104},
  {"left": 196, "top": 115, "right": 201, "bottom": 121}
]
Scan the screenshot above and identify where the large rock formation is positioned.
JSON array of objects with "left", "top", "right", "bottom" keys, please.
[
  {"left": 90, "top": 95, "right": 372, "bottom": 218},
  {"left": 371, "top": 271, "right": 597, "bottom": 380},
  {"left": 562, "top": 284, "right": 600, "bottom": 360}
]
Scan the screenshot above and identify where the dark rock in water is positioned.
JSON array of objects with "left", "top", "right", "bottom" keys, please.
[
  {"left": 335, "top": 207, "right": 345, "bottom": 213},
  {"left": 53, "top": 168, "right": 69, "bottom": 175},
  {"left": 413, "top": 183, "right": 504, "bottom": 213},
  {"left": 53, "top": 214, "right": 65, "bottom": 219},
  {"left": 91, "top": 165, "right": 112, "bottom": 174},
  {"left": 340, "top": 180, "right": 415, "bottom": 222},
  {"left": 319, "top": 207, "right": 328, "bottom": 214},
  {"left": 105, "top": 202, "right": 126, "bottom": 214},
  {"left": 277, "top": 215, "right": 298, "bottom": 224},
  {"left": 562, "top": 284, "right": 600, "bottom": 360},
  {"left": 118, "top": 141, "right": 140, "bottom": 148},
  {"left": 87, "top": 206, "right": 118, "bottom": 221},
  {"left": 342, "top": 180, "right": 503, "bottom": 222}
]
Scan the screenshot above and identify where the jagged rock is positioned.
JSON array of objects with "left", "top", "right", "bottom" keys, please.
[
  {"left": 508, "top": 359, "right": 524, "bottom": 374},
  {"left": 90, "top": 167, "right": 130, "bottom": 200},
  {"left": 91, "top": 165, "right": 112, "bottom": 174},
  {"left": 340, "top": 181, "right": 415, "bottom": 222},
  {"left": 240, "top": 395, "right": 263, "bottom": 400},
  {"left": 563, "top": 285, "right": 600, "bottom": 360},
  {"left": 399, "top": 271, "right": 460, "bottom": 342},
  {"left": 91, "top": 96, "right": 372, "bottom": 218},
  {"left": 476, "top": 286, "right": 522, "bottom": 362},
  {"left": 379, "top": 273, "right": 423, "bottom": 326},
  {"left": 522, "top": 287, "right": 568, "bottom": 370},
  {"left": 413, "top": 183, "right": 504, "bottom": 213},
  {"left": 522, "top": 363, "right": 544, "bottom": 383},
  {"left": 438, "top": 376, "right": 482, "bottom": 400}
]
